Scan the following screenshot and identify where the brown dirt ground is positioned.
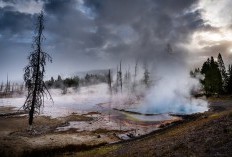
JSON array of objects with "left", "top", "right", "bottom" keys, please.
[
  {"left": 62, "top": 97, "right": 232, "bottom": 157},
  {"left": 1, "top": 97, "right": 232, "bottom": 157},
  {"left": 0, "top": 111, "right": 120, "bottom": 157}
]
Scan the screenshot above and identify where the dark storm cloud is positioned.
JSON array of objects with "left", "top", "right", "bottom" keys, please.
[
  {"left": 0, "top": 0, "right": 206, "bottom": 81},
  {"left": 44, "top": 0, "right": 77, "bottom": 16},
  {"left": 0, "top": 8, "right": 33, "bottom": 37},
  {"left": 43, "top": 0, "right": 101, "bottom": 51},
  {"left": 0, "top": 5, "right": 36, "bottom": 81},
  {"left": 83, "top": 0, "right": 203, "bottom": 62}
]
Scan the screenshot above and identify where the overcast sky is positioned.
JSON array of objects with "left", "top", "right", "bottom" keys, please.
[{"left": 1, "top": 0, "right": 232, "bottom": 82}]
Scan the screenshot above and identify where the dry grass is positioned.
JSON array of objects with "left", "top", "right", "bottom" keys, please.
[{"left": 72, "top": 108, "right": 232, "bottom": 157}]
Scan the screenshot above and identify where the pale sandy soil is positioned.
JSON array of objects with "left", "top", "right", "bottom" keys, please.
[{"left": 0, "top": 105, "right": 180, "bottom": 157}]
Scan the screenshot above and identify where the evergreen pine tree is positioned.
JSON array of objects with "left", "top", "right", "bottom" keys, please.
[
  {"left": 227, "top": 64, "right": 232, "bottom": 94},
  {"left": 201, "top": 57, "right": 222, "bottom": 95},
  {"left": 217, "top": 53, "right": 228, "bottom": 93}
]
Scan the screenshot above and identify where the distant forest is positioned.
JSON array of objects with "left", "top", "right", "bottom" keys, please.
[
  {"left": 1, "top": 53, "right": 232, "bottom": 97},
  {"left": 0, "top": 60, "right": 150, "bottom": 96},
  {"left": 44, "top": 60, "right": 151, "bottom": 95},
  {"left": 45, "top": 73, "right": 108, "bottom": 88}
]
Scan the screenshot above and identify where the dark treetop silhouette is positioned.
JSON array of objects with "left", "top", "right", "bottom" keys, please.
[{"left": 23, "top": 12, "right": 53, "bottom": 126}]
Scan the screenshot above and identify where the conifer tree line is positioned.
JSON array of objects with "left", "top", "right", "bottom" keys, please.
[
  {"left": 45, "top": 73, "right": 110, "bottom": 89},
  {"left": 191, "top": 53, "right": 232, "bottom": 95}
]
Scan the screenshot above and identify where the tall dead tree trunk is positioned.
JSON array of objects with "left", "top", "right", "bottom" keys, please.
[
  {"left": 133, "top": 60, "right": 138, "bottom": 90},
  {"left": 143, "top": 62, "right": 150, "bottom": 88},
  {"left": 5, "top": 74, "right": 9, "bottom": 94},
  {"left": 108, "top": 69, "right": 112, "bottom": 122},
  {"left": 23, "top": 12, "right": 53, "bottom": 126},
  {"left": 116, "top": 66, "right": 119, "bottom": 93},
  {"left": 0, "top": 82, "right": 3, "bottom": 92},
  {"left": 119, "top": 60, "right": 123, "bottom": 93},
  {"left": 11, "top": 83, "right": 14, "bottom": 92},
  {"left": 108, "top": 69, "right": 112, "bottom": 95}
]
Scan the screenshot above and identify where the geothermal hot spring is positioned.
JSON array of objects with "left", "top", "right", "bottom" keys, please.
[{"left": 0, "top": 82, "right": 208, "bottom": 139}]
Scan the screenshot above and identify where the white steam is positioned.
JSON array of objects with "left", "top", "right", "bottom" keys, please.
[
  {"left": 142, "top": 75, "right": 208, "bottom": 114},
  {"left": 139, "top": 54, "right": 208, "bottom": 114}
]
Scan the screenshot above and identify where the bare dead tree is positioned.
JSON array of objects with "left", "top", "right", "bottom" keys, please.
[
  {"left": 0, "top": 82, "right": 3, "bottom": 92},
  {"left": 23, "top": 12, "right": 53, "bottom": 126},
  {"left": 4, "top": 74, "right": 10, "bottom": 94},
  {"left": 7, "top": 82, "right": 10, "bottom": 93},
  {"left": 108, "top": 69, "right": 112, "bottom": 122},
  {"left": 108, "top": 69, "right": 112, "bottom": 95},
  {"left": 124, "top": 66, "right": 132, "bottom": 94},
  {"left": 11, "top": 83, "right": 14, "bottom": 92},
  {"left": 132, "top": 60, "right": 138, "bottom": 93},
  {"left": 134, "top": 60, "right": 138, "bottom": 80},
  {"left": 143, "top": 62, "right": 150, "bottom": 88},
  {"left": 116, "top": 66, "right": 119, "bottom": 93},
  {"left": 119, "top": 60, "right": 123, "bottom": 93}
]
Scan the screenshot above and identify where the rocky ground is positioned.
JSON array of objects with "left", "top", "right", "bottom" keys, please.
[
  {"left": 1, "top": 97, "right": 232, "bottom": 157},
  {"left": 0, "top": 105, "right": 178, "bottom": 157},
  {"left": 69, "top": 97, "right": 232, "bottom": 157}
]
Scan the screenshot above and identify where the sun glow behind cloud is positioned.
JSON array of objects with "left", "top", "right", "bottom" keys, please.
[
  {"left": 186, "top": 29, "right": 232, "bottom": 57},
  {"left": 199, "top": 31, "right": 232, "bottom": 42},
  {"left": 198, "top": 0, "right": 232, "bottom": 27},
  {"left": 193, "top": 30, "right": 232, "bottom": 47},
  {"left": 186, "top": 0, "right": 232, "bottom": 56}
]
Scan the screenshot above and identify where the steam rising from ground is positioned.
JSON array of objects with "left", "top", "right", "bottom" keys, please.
[
  {"left": 0, "top": 84, "right": 110, "bottom": 118},
  {"left": 132, "top": 53, "right": 208, "bottom": 114},
  {"left": 142, "top": 73, "right": 208, "bottom": 114}
]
